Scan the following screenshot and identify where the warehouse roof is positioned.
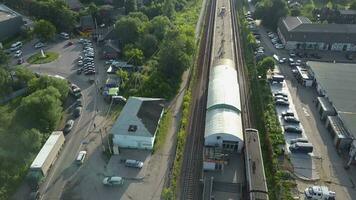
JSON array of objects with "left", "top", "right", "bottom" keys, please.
[
  {"left": 308, "top": 61, "right": 356, "bottom": 138},
  {"left": 110, "top": 97, "right": 164, "bottom": 137},
  {"left": 207, "top": 59, "right": 241, "bottom": 112},
  {"left": 278, "top": 16, "right": 356, "bottom": 43},
  {"left": 204, "top": 108, "right": 243, "bottom": 141}
]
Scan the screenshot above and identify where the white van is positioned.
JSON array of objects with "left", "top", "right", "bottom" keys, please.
[
  {"left": 60, "top": 32, "right": 70, "bottom": 39},
  {"left": 10, "top": 41, "right": 22, "bottom": 51},
  {"left": 76, "top": 151, "right": 87, "bottom": 164},
  {"left": 125, "top": 159, "right": 143, "bottom": 169}
]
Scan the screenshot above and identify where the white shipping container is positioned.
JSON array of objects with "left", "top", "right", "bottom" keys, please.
[{"left": 30, "top": 131, "right": 65, "bottom": 176}]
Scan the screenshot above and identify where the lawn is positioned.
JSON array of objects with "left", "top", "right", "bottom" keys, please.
[{"left": 27, "top": 52, "right": 59, "bottom": 64}]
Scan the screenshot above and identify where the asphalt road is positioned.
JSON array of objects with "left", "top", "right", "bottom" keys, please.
[{"left": 11, "top": 38, "right": 109, "bottom": 200}]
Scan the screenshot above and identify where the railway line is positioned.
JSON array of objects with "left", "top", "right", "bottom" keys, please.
[
  {"left": 180, "top": 0, "right": 254, "bottom": 199},
  {"left": 180, "top": 0, "right": 216, "bottom": 199}
]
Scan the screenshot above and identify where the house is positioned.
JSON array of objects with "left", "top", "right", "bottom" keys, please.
[
  {"left": 100, "top": 39, "right": 120, "bottom": 59},
  {"left": 80, "top": 15, "right": 94, "bottom": 32},
  {"left": 0, "top": 4, "right": 24, "bottom": 41},
  {"left": 110, "top": 97, "right": 165, "bottom": 152},
  {"left": 338, "top": 9, "right": 356, "bottom": 24},
  {"left": 277, "top": 16, "right": 356, "bottom": 51}
]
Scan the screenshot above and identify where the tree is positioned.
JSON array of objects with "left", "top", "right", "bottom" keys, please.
[
  {"left": 14, "top": 86, "right": 63, "bottom": 132},
  {"left": 142, "top": 2, "right": 163, "bottom": 19},
  {"left": 33, "top": 20, "right": 56, "bottom": 41},
  {"left": 115, "top": 16, "right": 145, "bottom": 45},
  {"left": 28, "top": 75, "right": 69, "bottom": 101},
  {"left": 123, "top": 45, "right": 144, "bottom": 66},
  {"left": 0, "top": 68, "right": 11, "bottom": 97},
  {"left": 255, "top": 0, "right": 289, "bottom": 29},
  {"left": 88, "top": 2, "right": 99, "bottom": 18},
  {"left": 139, "top": 34, "right": 158, "bottom": 57},
  {"left": 163, "top": 0, "right": 175, "bottom": 19},
  {"left": 13, "top": 67, "right": 35, "bottom": 89},
  {"left": 125, "top": 0, "right": 137, "bottom": 14},
  {"left": 350, "top": 1, "right": 356, "bottom": 10},
  {"left": 128, "top": 12, "right": 149, "bottom": 22},
  {"left": 247, "top": 32, "right": 257, "bottom": 49},
  {"left": 257, "top": 57, "right": 275, "bottom": 78},
  {"left": 149, "top": 15, "right": 172, "bottom": 41},
  {"left": 0, "top": 49, "right": 9, "bottom": 66},
  {"left": 116, "top": 69, "right": 129, "bottom": 89},
  {"left": 290, "top": 8, "right": 301, "bottom": 17}
]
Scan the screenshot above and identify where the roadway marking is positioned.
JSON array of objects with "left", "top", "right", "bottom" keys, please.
[{"left": 303, "top": 107, "right": 310, "bottom": 117}]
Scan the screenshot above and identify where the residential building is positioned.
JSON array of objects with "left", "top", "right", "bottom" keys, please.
[
  {"left": 110, "top": 97, "right": 165, "bottom": 152},
  {"left": 80, "top": 15, "right": 94, "bottom": 32},
  {"left": 278, "top": 16, "right": 356, "bottom": 51},
  {"left": 0, "top": 4, "right": 24, "bottom": 41},
  {"left": 64, "top": 0, "right": 82, "bottom": 11},
  {"left": 338, "top": 9, "right": 356, "bottom": 24}
]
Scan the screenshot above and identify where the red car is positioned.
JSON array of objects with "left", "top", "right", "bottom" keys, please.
[{"left": 66, "top": 41, "right": 73, "bottom": 46}]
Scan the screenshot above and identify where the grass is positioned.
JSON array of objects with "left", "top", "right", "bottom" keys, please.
[
  {"left": 27, "top": 52, "right": 59, "bottom": 64},
  {"left": 153, "top": 110, "right": 173, "bottom": 153}
]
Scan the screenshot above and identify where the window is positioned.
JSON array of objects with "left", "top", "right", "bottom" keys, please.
[{"left": 128, "top": 125, "right": 137, "bottom": 132}]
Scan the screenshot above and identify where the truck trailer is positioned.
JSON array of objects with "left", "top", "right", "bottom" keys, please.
[{"left": 30, "top": 131, "right": 65, "bottom": 177}]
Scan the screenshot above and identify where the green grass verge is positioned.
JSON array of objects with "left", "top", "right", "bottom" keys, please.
[
  {"left": 153, "top": 110, "right": 173, "bottom": 153},
  {"left": 27, "top": 52, "right": 59, "bottom": 64}
]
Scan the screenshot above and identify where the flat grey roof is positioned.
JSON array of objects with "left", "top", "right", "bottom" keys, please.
[
  {"left": 245, "top": 129, "right": 269, "bottom": 200},
  {"left": 308, "top": 61, "right": 356, "bottom": 138}
]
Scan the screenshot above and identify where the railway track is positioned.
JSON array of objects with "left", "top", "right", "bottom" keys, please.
[
  {"left": 230, "top": 0, "right": 253, "bottom": 128},
  {"left": 180, "top": 0, "right": 216, "bottom": 199}
]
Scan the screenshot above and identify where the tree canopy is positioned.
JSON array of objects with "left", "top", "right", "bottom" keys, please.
[
  {"left": 255, "top": 0, "right": 289, "bottom": 29},
  {"left": 116, "top": 16, "right": 145, "bottom": 45},
  {"left": 34, "top": 20, "right": 56, "bottom": 41},
  {"left": 28, "top": 75, "right": 69, "bottom": 101}
]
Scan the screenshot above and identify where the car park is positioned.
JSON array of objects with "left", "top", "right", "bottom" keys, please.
[
  {"left": 125, "top": 159, "right": 144, "bottom": 169},
  {"left": 75, "top": 151, "right": 87, "bottom": 164},
  {"left": 64, "top": 120, "right": 74, "bottom": 133},
  {"left": 284, "top": 125, "right": 302, "bottom": 134},
  {"left": 290, "top": 137, "right": 309, "bottom": 144},
  {"left": 281, "top": 110, "right": 294, "bottom": 117},
  {"left": 283, "top": 116, "right": 300, "bottom": 124},
  {"left": 102, "top": 176, "right": 124, "bottom": 186}
]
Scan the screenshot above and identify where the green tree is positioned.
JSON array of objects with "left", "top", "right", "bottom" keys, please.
[
  {"left": 115, "top": 16, "right": 145, "bottom": 44},
  {"left": 163, "top": 0, "right": 175, "bottom": 19},
  {"left": 88, "top": 2, "right": 99, "bottom": 18},
  {"left": 142, "top": 2, "right": 163, "bottom": 19},
  {"left": 350, "top": 1, "right": 356, "bottom": 9},
  {"left": 125, "top": 0, "right": 137, "bottom": 14},
  {"left": 149, "top": 15, "right": 172, "bottom": 41},
  {"left": 124, "top": 45, "right": 144, "bottom": 65},
  {"left": 247, "top": 32, "right": 257, "bottom": 49},
  {"left": 28, "top": 75, "right": 69, "bottom": 101},
  {"left": 14, "top": 86, "right": 63, "bottom": 132},
  {"left": 128, "top": 12, "right": 149, "bottom": 22},
  {"left": 139, "top": 34, "right": 158, "bottom": 57},
  {"left": 255, "top": 0, "right": 289, "bottom": 29},
  {"left": 0, "top": 49, "right": 9, "bottom": 66},
  {"left": 33, "top": 20, "right": 56, "bottom": 41},
  {"left": 290, "top": 8, "right": 301, "bottom": 16},
  {"left": 257, "top": 57, "right": 275, "bottom": 78},
  {"left": 0, "top": 68, "right": 12, "bottom": 97},
  {"left": 116, "top": 69, "right": 129, "bottom": 89}
]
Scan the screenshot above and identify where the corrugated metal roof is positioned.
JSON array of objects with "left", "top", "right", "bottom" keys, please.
[
  {"left": 327, "top": 116, "right": 351, "bottom": 138},
  {"left": 207, "top": 60, "right": 241, "bottom": 112},
  {"left": 204, "top": 108, "right": 243, "bottom": 141},
  {"left": 317, "top": 96, "right": 334, "bottom": 113}
]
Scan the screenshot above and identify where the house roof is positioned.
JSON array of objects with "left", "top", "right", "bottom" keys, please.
[
  {"left": 110, "top": 97, "right": 165, "bottom": 137},
  {"left": 279, "top": 16, "right": 356, "bottom": 43},
  {"left": 308, "top": 61, "right": 356, "bottom": 138},
  {"left": 80, "top": 15, "right": 94, "bottom": 29},
  {"left": 65, "top": 0, "right": 82, "bottom": 10},
  {"left": 339, "top": 9, "right": 356, "bottom": 15}
]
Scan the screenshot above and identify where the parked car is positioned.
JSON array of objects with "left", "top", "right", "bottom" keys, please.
[
  {"left": 64, "top": 120, "right": 74, "bottom": 133},
  {"left": 14, "top": 50, "right": 22, "bottom": 58},
  {"left": 60, "top": 32, "right": 70, "bottom": 39},
  {"left": 17, "top": 58, "right": 24, "bottom": 64},
  {"left": 34, "top": 42, "right": 46, "bottom": 49},
  {"left": 125, "top": 159, "right": 144, "bottom": 169},
  {"left": 281, "top": 110, "right": 294, "bottom": 117},
  {"left": 284, "top": 125, "right": 302, "bottom": 134},
  {"left": 10, "top": 41, "right": 22, "bottom": 51},
  {"left": 290, "top": 137, "right": 308, "bottom": 144},
  {"left": 275, "top": 44, "right": 284, "bottom": 49},
  {"left": 289, "top": 142, "right": 313, "bottom": 153},
  {"left": 346, "top": 53, "right": 353, "bottom": 60},
  {"left": 304, "top": 185, "right": 336, "bottom": 200},
  {"left": 283, "top": 116, "right": 300, "bottom": 124},
  {"left": 75, "top": 151, "right": 87, "bottom": 164},
  {"left": 274, "top": 91, "right": 287, "bottom": 97},
  {"left": 102, "top": 176, "right": 124, "bottom": 186},
  {"left": 73, "top": 106, "right": 82, "bottom": 118},
  {"left": 275, "top": 99, "right": 289, "bottom": 106},
  {"left": 275, "top": 96, "right": 288, "bottom": 102},
  {"left": 289, "top": 52, "right": 296, "bottom": 57},
  {"left": 76, "top": 99, "right": 82, "bottom": 107}
]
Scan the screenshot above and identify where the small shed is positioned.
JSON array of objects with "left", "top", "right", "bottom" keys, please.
[
  {"left": 110, "top": 97, "right": 165, "bottom": 152},
  {"left": 325, "top": 116, "right": 353, "bottom": 149},
  {"left": 316, "top": 97, "right": 336, "bottom": 120}
]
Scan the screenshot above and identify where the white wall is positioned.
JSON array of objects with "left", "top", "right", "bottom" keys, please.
[{"left": 205, "top": 133, "right": 243, "bottom": 152}]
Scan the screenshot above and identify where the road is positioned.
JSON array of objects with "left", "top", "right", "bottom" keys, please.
[{"left": 11, "top": 38, "right": 109, "bottom": 200}]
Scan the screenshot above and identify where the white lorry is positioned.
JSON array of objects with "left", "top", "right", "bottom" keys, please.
[{"left": 304, "top": 186, "right": 336, "bottom": 200}]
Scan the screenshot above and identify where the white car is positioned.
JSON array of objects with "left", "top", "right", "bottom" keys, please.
[
  {"left": 102, "top": 176, "right": 124, "bottom": 186},
  {"left": 75, "top": 151, "right": 87, "bottom": 164},
  {"left": 14, "top": 50, "right": 22, "bottom": 58},
  {"left": 34, "top": 42, "right": 45, "bottom": 49},
  {"left": 304, "top": 185, "right": 335, "bottom": 200},
  {"left": 275, "top": 44, "right": 284, "bottom": 49},
  {"left": 60, "top": 32, "right": 70, "bottom": 39}
]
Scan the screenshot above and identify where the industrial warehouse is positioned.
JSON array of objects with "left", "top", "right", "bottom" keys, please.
[{"left": 307, "top": 61, "right": 356, "bottom": 164}]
